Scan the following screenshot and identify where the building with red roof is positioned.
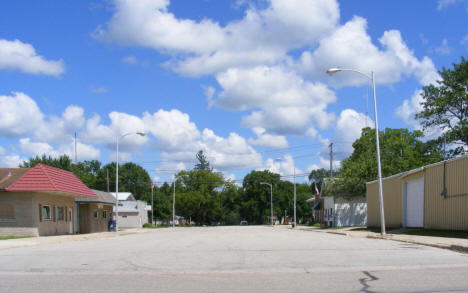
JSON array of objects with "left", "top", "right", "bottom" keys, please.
[{"left": 0, "top": 164, "right": 97, "bottom": 236}]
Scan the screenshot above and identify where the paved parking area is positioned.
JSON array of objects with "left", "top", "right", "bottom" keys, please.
[{"left": 1, "top": 226, "right": 468, "bottom": 292}]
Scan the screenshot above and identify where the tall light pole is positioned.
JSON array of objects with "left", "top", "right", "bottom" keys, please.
[
  {"left": 276, "top": 158, "right": 296, "bottom": 228},
  {"left": 326, "top": 67, "right": 386, "bottom": 235},
  {"left": 172, "top": 177, "right": 176, "bottom": 228},
  {"left": 115, "top": 131, "right": 146, "bottom": 236},
  {"left": 260, "top": 182, "right": 273, "bottom": 226},
  {"left": 151, "top": 181, "right": 154, "bottom": 225}
]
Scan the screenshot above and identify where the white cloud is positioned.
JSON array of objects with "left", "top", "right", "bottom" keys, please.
[
  {"left": 81, "top": 108, "right": 263, "bottom": 171},
  {"left": 201, "top": 129, "right": 262, "bottom": 171},
  {"left": 95, "top": 0, "right": 339, "bottom": 76},
  {"left": 263, "top": 154, "right": 305, "bottom": 182},
  {"left": 0, "top": 92, "right": 44, "bottom": 137},
  {"left": 122, "top": 55, "right": 138, "bottom": 64},
  {"left": 0, "top": 146, "right": 24, "bottom": 168},
  {"left": 143, "top": 109, "right": 200, "bottom": 152},
  {"left": 435, "top": 39, "right": 452, "bottom": 55},
  {"left": 396, "top": 90, "right": 444, "bottom": 140},
  {"left": 0, "top": 39, "right": 64, "bottom": 77},
  {"left": 35, "top": 105, "right": 86, "bottom": 145},
  {"left": 90, "top": 86, "right": 108, "bottom": 94},
  {"left": 214, "top": 66, "right": 336, "bottom": 135},
  {"left": 19, "top": 137, "right": 100, "bottom": 161},
  {"left": 462, "top": 34, "right": 468, "bottom": 44},
  {"left": 19, "top": 138, "right": 56, "bottom": 157},
  {"left": 248, "top": 127, "right": 289, "bottom": 149},
  {"left": 298, "top": 17, "right": 439, "bottom": 87},
  {"left": 334, "top": 109, "right": 373, "bottom": 158},
  {"left": 437, "top": 0, "right": 468, "bottom": 10},
  {"left": 396, "top": 90, "right": 424, "bottom": 130},
  {"left": 81, "top": 111, "right": 148, "bottom": 151}
]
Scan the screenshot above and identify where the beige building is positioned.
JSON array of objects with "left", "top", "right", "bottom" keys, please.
[
  {"left": 367, "top": 155, "right": 468, "bottom": 231},
  {"left": 0, "top": 164, "right": 97, "bottom": 236},
  {"left": 76, "top": 190, "right": 115, "bottom": 234}
]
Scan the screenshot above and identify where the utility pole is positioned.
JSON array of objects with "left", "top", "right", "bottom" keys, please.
[
  {"left": 329, "top": 142, "right": 333, "bottom": 177},
  {"left": 74, "top": 132, "right": 77, "bottom": 163},
  {"left": 151, "top": 182, "right": 154, "bottom": 225},
  {"left": 172, "top": 178, "right": 176, "bottom": 228},
  {"left": 106, "top": 168, "right": 110, "bottom": 193}
]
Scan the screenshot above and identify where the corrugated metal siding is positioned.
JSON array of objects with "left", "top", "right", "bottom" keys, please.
[
  {"left": 425, "top": 156, "right": 468, "bottom": 231},
  {"left": 367, "top": 176, "right": 402, "bottom": 228}
]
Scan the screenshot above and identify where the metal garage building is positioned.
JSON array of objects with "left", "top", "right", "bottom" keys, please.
[{"left": 367, "top": 155, "right": 468, "bottom": 231}]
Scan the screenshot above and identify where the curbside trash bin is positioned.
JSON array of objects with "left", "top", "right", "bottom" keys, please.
[{"left": 108, "top": 220, "right": 115, "bottom": 231}]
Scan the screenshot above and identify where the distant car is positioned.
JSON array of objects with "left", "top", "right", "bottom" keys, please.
[{"left": 240, "top": 220, "right": 248, "bottom": 226}]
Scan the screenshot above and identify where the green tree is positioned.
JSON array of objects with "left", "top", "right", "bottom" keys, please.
[
  {"left": 96, "top": 162, "right": 152, "bottom": 201},
  {"left": 416, "top": 56, "right": 468, "bottom": 155},
  {"left": 241, "top": 170, "right": 281, "bottom": 224},
  {"left": 194, "top": 150, "right": 212, "bottom": 171},
  {"left": 337, "top": 127, "right": 443, "bottom": 196},
  {"left": 308, "top": 168, "right": 338, "bottom": 192},
  {"left": 154, "top": 182, "right": 173, "bottom": 220},
  {"left": 175, "top": 168, "right": 224, "bottom": 225},
  {"left": 20, "top": 154, "right": 73, "bottom": 170},
  {"left": 71, "top": 160, "right": 101, "bottom": 188}
]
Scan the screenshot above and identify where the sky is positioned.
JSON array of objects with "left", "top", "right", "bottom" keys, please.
[{"left": 0, "top": 0, "right": 467, "bottom": 185}]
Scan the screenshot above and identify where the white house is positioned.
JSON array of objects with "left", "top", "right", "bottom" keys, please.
[
  {"left": 307, "top": 195, "right": 367, "bottom": 227},
  {"left": 111, "top": 192, "right": 148, "bottom": 228}
]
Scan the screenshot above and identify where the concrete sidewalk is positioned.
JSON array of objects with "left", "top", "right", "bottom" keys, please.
[
  {"left": 298, "top": 226, "right": 468, "bottom": 253},
  {"left": 0, "top": 228, "right": 150, "bottom": 250}
]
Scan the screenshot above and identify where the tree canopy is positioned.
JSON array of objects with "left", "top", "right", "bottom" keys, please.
[
  {"left": 194, "top": 150, "right": 211, "bottom": 171},
  {"left": 327, "top": 127, "right": 443, "bottom": 197},
  {"left": 416, "top": 56, "right": 468, "bottom": 155}
]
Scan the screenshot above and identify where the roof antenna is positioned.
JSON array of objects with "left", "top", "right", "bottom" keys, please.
[{"left": 74, "top": 132, "right": 78, "bottom": 163}]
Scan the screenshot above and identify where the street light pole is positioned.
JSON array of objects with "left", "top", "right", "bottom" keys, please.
[
  {"left": 172, "top": 177, "right": 176, "bottom": 228},
  {"left": 260, "top": 182, "right": 273, "bottom": 226},
  {"left": 326, "top": 68, "right": 386, "bottom": 235},
  {"left": 115, "top": 132, "right": 145, "bottom": 236},
  {"left": 151, "top": 181, "right": 154, "bottom": 225}
]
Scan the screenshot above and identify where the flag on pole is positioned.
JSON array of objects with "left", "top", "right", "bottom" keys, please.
[
  {"left": 151, "top": 181, "right": 154, "bottom": 189},
  {"left": 315, "top": 182, "right": 320, "bottom": 196}
]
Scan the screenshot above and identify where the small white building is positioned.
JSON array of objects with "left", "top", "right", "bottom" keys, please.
[
  {"left": 111, "top": 192, "right": 148, "bottom": 228},
  {"left": 308, "top": 196, "right": 367, "bottom": 227}
]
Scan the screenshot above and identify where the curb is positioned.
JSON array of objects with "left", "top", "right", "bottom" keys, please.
[
  {"left": 317, "top": 229, "right": 468, "bottom": 254},
  {"left": 365, "top": 235, "right": 468, "bottom": 254}
]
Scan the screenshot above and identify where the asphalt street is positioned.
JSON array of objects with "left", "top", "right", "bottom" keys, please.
[{"left": 1, "top": 226, "right": 467, "bottom": 292}]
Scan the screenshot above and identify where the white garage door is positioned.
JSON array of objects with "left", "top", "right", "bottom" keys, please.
[{"left": 405, "top": 177, "right": 424, "bottom": 228}]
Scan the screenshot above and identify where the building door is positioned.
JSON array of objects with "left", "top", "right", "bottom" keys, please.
[
  {"left": 69, "top": 209, "right": 73, "bottom": 234},
  {"left": 405, "top": 177, "right": 424, "bottom": 227}
]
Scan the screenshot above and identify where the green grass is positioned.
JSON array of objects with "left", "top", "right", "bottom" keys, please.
[
  {"left": 326, "top": 226, "right": 355, "bottom": 230},
  {"left": 401, "top": 229, "right": 468, "bottom": 239},
  {"left": 142, "top": 224, "right": 171, "bottom": 229},
  {"left": 349, "top": 227, "right": 383, "bottom": 233},
  {"left": 0, "top": 235, "right": 34, "bottom": 240}
]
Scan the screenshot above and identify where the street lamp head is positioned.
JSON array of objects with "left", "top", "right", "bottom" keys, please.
[
  {"left": 136, "top": 132, "right": 146, "bottom": 136},
  {"left": 326, "top": 67, "right": 341, "bottom": 76},
  {"left": 275, "top": 158, "right": 282, "bottom": 161}
]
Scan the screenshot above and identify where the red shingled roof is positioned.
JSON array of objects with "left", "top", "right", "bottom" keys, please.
[{"left": 6, "top": 164, "right": 96, "bottom": 197}]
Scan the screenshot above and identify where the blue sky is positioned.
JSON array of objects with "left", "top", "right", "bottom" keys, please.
[{"left": 0, "top": 0, "right": 467, "bottom": 184}]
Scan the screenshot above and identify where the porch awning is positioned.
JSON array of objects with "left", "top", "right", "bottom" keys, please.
[{"left": 313, "top": 201, "right": 321, "bottom": 210}]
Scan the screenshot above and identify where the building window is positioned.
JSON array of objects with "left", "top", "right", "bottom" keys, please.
[
  {"left": 57, "top": 207, "right": 64, "bottom": 221},
  {"left": 93, "top": 210, "right": 98, "bottom": 219},
  {"left": 0, "top": 204, "right": 15, "bottom": 220},
  {"left": 42, "top": 205, "right": 52, "bottom": 220},
  {"left": 102, "top": 211, "right": 107, "bottom": 219}
]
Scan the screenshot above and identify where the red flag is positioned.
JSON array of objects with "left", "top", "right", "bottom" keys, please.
[{"left": 315, "top": 182, "right": 320, "bottom": 196}]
